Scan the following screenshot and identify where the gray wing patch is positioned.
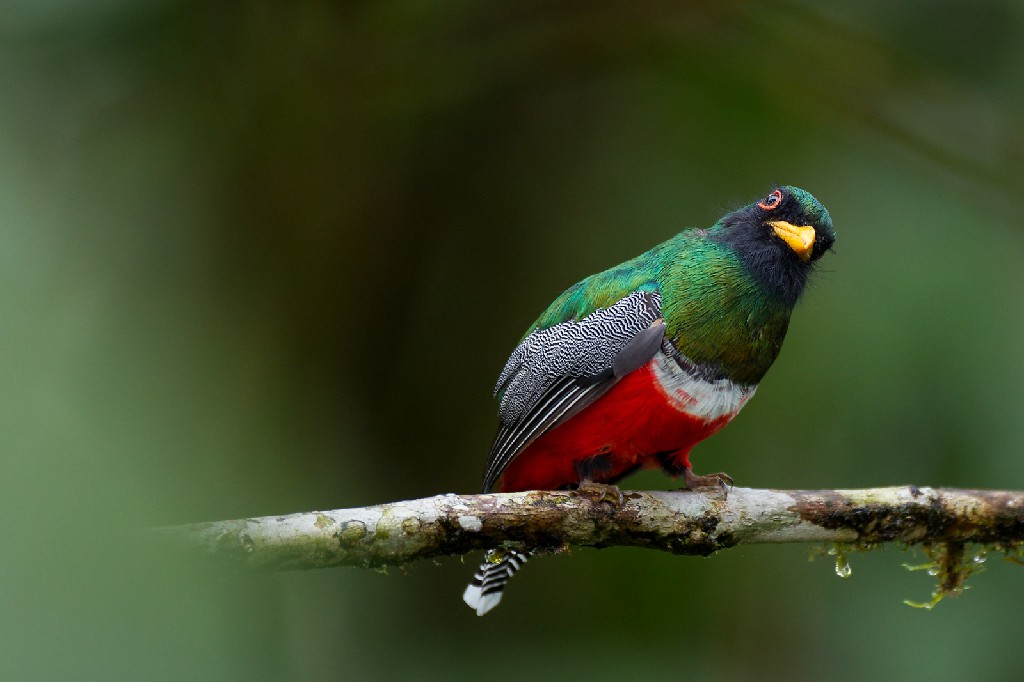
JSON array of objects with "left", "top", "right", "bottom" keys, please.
[{"left": 482, "top": 290, "right": 663, "bottom": 492}]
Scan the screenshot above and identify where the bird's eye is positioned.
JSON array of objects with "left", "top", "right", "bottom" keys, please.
[{"left": 758, "top": 190, "right": 783, "bottom": 211}]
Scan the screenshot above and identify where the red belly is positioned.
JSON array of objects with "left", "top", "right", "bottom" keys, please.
[{"left": 498, "top": 361, "right": 734, "bottom": 492}]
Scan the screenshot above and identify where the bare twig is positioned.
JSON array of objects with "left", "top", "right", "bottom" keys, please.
[{"left": 156, "top": 486, "right": 1024, "bottom": 570}]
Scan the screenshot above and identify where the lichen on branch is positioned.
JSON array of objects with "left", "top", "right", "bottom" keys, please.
[{"left": 157, "top": 486, "right": 1024, "bottom": 573}]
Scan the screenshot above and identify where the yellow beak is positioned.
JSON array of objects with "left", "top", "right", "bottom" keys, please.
[{"left": 769, "top": 220, "right": 816, "bottom": 262}]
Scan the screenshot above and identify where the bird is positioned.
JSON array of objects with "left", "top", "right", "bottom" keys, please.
[{"left": 462, "top": 185, "right": 835, "bottom": 615}]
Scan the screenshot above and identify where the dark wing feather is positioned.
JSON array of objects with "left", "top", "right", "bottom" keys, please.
[{"left": 482, "top": 291, "right": 664, "bottom": 492}]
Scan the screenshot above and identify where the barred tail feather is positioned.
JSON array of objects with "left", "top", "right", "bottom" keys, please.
[{"left": 462, "top": 548, "right": 530, "bottom": 616}]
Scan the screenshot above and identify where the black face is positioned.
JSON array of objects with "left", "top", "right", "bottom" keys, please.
[
  {"left": 711, "top": 186, "right": 836, "bottom": 305},
  {"left": 753, "top": 187, "right": 836, "bottom": 261}
]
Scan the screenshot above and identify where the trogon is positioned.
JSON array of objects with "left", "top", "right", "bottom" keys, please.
[{"left": 463, "top": 186, "right": 835, "bottom": 615}]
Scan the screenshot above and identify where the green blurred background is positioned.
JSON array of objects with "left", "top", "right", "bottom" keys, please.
[{"left": 3, "top": 1, "right": 1024, "bottom": 679}]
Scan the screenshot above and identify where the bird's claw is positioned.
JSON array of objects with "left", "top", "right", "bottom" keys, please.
[
  {"left": 682, "top": 469, "right": 733, "bottom": 498},
  {"left": 576, "top": 481, "right": 625, "bottom": 507}
]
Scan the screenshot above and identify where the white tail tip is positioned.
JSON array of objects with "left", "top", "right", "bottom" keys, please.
[
  {"left": 462, "top": 548, "right": 530, "bottom": 616},
  {"left": 462, "top": 583, "right": 503, "bottom": 616}
]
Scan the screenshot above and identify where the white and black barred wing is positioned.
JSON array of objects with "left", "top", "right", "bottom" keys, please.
[{"left": 482, "top": 290, "right": 664, "bottom": 492}]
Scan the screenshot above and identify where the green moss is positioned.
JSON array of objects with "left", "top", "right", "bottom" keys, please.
[
  {"left": 375, "top": 508, "right": 394, "bottom": 541},
  {"left": 338, "top": 521, "right": 367, "bottom": 543},
  {"left": 902, "top": 542, "right": 986, "bottom": 609},
  {"left": 810, "top": 537, "right": 1024, "bottom": 610},
  {"left": 829, "top": 544, "right": 853, "bottom": 578},
  {"left": 1001, "top": 542, "right": 1024, "bottom": 564}
]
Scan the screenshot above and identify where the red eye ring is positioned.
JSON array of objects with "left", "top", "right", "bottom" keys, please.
[{"left": 758, "top": 190, "right": 782, "bottom": 211}]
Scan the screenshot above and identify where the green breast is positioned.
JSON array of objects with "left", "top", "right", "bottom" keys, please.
[
  {"left": 658, "top": 235, "right": 792, "bottom": 385},
  {"left": 522, "top": 231, "right": 792, "bottom": 386}
]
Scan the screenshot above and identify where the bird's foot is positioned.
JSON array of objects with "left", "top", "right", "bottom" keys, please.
[
  {"left": 576, "top": 481, "right": 625, "bottom": 507},
  {"left": 682, "top": 468, "right": 733, "bottom": 497}
]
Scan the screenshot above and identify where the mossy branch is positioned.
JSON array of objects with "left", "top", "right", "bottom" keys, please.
[{"left": 158, "top": 486, "right": 1024, "bottom": 571}]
